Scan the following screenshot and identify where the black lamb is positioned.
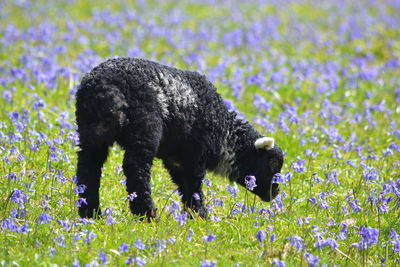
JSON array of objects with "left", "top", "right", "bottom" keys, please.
[{"left": 75, "top": 57, "right": 284, "bottom": 219}]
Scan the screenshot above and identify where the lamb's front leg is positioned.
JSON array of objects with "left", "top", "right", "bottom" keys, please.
[
  {"left": 76, "top": 145, "right": 109, "bottom": 218},
  {"left": 164, "top": 159, "right": 207, "bottom": 218},
  {"left": 183, "top": 174, "right": 207, "bottom": 219},
  {"left": 122, "top": 147, "right": 157, "bottom": 220}
]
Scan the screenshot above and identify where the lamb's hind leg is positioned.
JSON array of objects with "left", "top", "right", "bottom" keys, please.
[
  {"left": 77, "top": 144, "right": 109, "bottom": 218},
  {"left": 164, "top": 159, "right": 207, "bottom": 219}
]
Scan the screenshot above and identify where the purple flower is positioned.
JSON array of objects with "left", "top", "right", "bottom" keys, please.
[
  {"left": 271, "top": 259, "right": 286, "bottom": 267},
  {"left": 270, "top": 233, "right": 276, "bottom": 243},
  {"left": 351, "top": 227, "right": 379, "bottom": 250},
  {"left": 346, "top": 195, "right": 363, "bottom": 212},
  {"left": 304, "top": 251, "right": 319, "bottom": 267},
  {"left": 308, "top": 197, "right": 318, "bottom": 205},
  {"left": 256, "top": 230, "right": 266, "bottom": 244},
  {"left": 364, "top": 168, "right": 379, "bottom": 181},
  {"left": 127, "top": 192, "right": 137, "bottom": 201},
  {"left": 134, "top": 256, "right": 146, "bottom": 267},
  {"left": 1, "top": 217, "right": 18, "bottom": 231},
  {"left": 245, "top": 176, "right": 257, "bottom": 191},
  {"left": 187, "top": 229, "right": 194, "bottom": 242},
  {"left": 200, "top": 260, "right": 217, "bottom": 267},
  {"left": 337, "top": 222, "right": 348, "bottom": 241},
  {"left": 226, "top": 184, "right": 239, "bottom": 198},
  {"left": 54, "top": 234, "right": 66, "bottom": 247},
  {"left": 202, "top": 233, "right": 216, "bottom": 243},
  {"left": 75, "top": 184, "right": 87, "bottom": 194},
  {"left": 389, "top": 229, "right": 400, "bottom": 253},
  {"left": 119, "top": 243, "right": 129, "bottom": 253},
  {"left": 85, "top": 231, "right": 97, "bottom": 244},
  {"left": 49, "top": 247, "right": 55, "bottom": 257},
  {"left": 107, "top": 215, "right": 115, "bottom": 225},
  {"left": 126, "top": 257, "right": 134, "bottom": 265},
  {"left": 325, "top": 169, "right": 339, "bottom": 184},
  {"left": 72, "top": 258, "right": 80, "bottom": 267},
  {"left": 193, "top": 193, "right": 201, "bottom": 200},
  {"left": 174, "top": 212, "right": 187, "bottom": 226},
  {"left": 3, "top": 90, "right": 12, "bottom": 103},
  {"left": 134, "top": 239, "right": 145, "bottom": 250},
  {"left": 98, "top": 252, "right": 107, "bottom": 265},
  {"left": 292, "top": 159, "right": 306, "bottom": 173},
  {"left": 272, "top": 171, "right": 292, "bottom": 185},
  {"left": 157, "top": 239, "right": 167, "bottom": 252},
  {"left": 38, "top": 213, "right": 52, "bottom": 224},
  {"left": 287, "top": 235, "right": 305, "bottom": 251},
  {"left": 11, "top": 189, "right": 29, "bottom": 208},
  {"left": 202, "top": 178, "right": 212, "bottom": 187},
  {"left": 18, "top": 223, "right": 30, "bottom": 233}
]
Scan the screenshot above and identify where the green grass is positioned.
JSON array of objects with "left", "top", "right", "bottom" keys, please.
[{"left": 1, "top": 0, "right": 400, "bottom": 266}]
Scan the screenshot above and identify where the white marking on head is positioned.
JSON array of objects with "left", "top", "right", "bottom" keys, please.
[{"left": 254, "top": 137, "right": 275, "bottom": 150}]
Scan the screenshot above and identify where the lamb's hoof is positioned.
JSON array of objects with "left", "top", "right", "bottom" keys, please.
[
  {"left": 197, "top": 207, "right": 208, "bottom": 219},
  {"left": 131, "top": 208, "right": 157, "bottom": 222},
  {"left": 186, "top": 206, "right": 208, "bottom": 220},
  {"left": 79, "top": 206, "right": 102, "bottom": 219},
  {"left": 145, "top": 209, "right": 157, "bottom": 222}
]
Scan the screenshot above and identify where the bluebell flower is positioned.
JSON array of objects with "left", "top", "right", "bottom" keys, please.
[
  {"left": 119, "top": 243, "right": 129, "bottom": 253},
  {"left": 308, "top": 197, "right": 318, "bottom": 205},
  {"left": 49, "top": 247, "right": 55, "bottom": 257},
  {"left": 54, "top": 234, "right": 66, "bottom": 247},
  {"left": 85, "top": 231, "right": 97, "bottom": 244},
  {"left": 157, "top": 239, "right": 167, "bottom": 252},
  {"left": 202, "top": 233, "right": 216, "bottom": 243},
  {"left": 292, "top": 159, "right": 306, "bottom": 173},
  {"left": 226, "top": 184, "right": 239, "bottom": 198},
  {"left": 76, "top": 198, "right": 87, "bottom": 207},
  {"left": 1, "top": 217, "right": 18, "bottom": 231},
  {"left": 3, "top": 90, "right": 12, "bottom": 103},
  {"left": 200, "top": 260, "right": 217, "bottom": 267},
  {"left": 193, "top": 193, "right": 200, "bottom": 200},
  {"left": 98, "top": 252, "right": 107, "bottom": 265},
  {"left": 337, "top": 222, "right": 348, "bottom": 241},
  {"left": 11, "top": 189, "right": 28, "bottom": 208},
  {"left": 134, "top": 239, "right": 145, "bottom": 250},
  {"left": 38, "top": 213, "right": 51, "bottom": 224},
  {"left": 256, "top": 230, "right": 266, "bottom": 244},
  {"left": 351, "top": 226, "right": 379, "bottom": 250},
  {"left": 270, "top": 233, "right": 276, "bottom": 243},
  {"left": 127, "top": 192, "right": 137, "bottom": 201},
  {"left": 174, "top": 212, "right": 187, "bottom": 226},
  {"left": 126, "top": 257, "right": 134, "bottom": 265},
  {"left": 287, "top": 235, "right": 305, "bottom": 251},
  {"left": 245, "top": 176, "right": 257, "bottom": 191},
  {"left": 134, "top": 256, "right": 146, "bottom": 267},
  {"left": 271, "top": 258, "right": 286, "bottom": 267},
  {"left": 202, "top": 178, "right": 212, "bottom": 187},
  {"left": 364, "top": 168, "right": 379, "bottom": 181},
  {"left": 304, "top": 251, "right": 319, "bottom": 267},
  {"left": 325, "top": 169, "right": 339, "bottom": 184},
  {"left": 187, "top": 229, "right": 194, "bottom": 242}
]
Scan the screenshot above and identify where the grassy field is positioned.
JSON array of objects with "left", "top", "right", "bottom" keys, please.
[{"left": 1, "top": 0, "right": 400, "bottom": 266}]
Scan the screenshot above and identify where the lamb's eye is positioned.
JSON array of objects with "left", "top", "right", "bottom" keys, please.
[{"left": 269, "top": 158, "right": 281, "bottom": 173}]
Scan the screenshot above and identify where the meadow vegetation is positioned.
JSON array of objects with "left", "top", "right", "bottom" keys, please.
[{"left": 0, "top": 0, "right": 400, "bottom": 266}]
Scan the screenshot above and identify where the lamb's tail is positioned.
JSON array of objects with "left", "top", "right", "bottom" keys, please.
[{"left": 76, "top": 83, "right": 128, "bottom": 147}]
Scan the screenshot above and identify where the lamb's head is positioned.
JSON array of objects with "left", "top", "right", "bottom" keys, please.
[{"left": 236, "top": 137, "right": 284, "bottom": 202}]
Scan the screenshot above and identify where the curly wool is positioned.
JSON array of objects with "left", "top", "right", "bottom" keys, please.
[{"left": 75, "top": 57, "right": 283, "bottom": 219}]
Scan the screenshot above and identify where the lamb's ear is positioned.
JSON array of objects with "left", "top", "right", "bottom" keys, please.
[{"left": 254, "top": 137, "right": 275, "bottom": 150}]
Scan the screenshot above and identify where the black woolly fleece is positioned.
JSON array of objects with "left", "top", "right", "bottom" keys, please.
[{"left": 75, "top": 57, "right": 283, "bottom": 219}]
